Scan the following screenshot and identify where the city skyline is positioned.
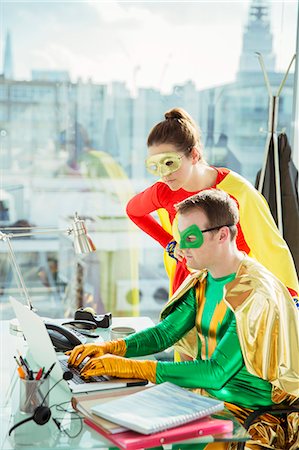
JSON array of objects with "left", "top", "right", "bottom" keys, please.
[{"left": 0, "top": 0, "right": 297, "bottom": 93}]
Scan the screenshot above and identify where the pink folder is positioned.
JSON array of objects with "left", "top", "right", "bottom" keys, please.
[{"left": 85, "top": 415, "right": 233, "bottom": 449}]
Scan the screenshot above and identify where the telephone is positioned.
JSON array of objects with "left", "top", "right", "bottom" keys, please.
[{"left": 44, "top": 322, "right": 86, "bottom": 352}]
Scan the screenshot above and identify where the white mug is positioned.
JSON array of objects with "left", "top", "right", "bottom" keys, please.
[{"left": 110, "top": 326, "right": 136, "bottom": 340}]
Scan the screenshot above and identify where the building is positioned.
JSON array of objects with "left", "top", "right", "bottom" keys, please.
[
  {"left": 0, "top": 0, "right": 296, "bottom": 320},
  {"left": 199, "top": 0, "right": 294, "bottom": 182}
]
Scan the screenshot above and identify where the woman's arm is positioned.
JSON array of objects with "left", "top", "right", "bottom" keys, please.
[
  {"left": 126, "top": 183, "right": 173, "bottom": 247},
  {"left": 124, "top": 289, "right": 197, "bottom": 357}
]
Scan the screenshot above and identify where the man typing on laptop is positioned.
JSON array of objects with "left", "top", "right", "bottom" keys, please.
[
  {"left": 10, "top": 297, "right": 148, "bottom": 395},
  {"left": 67, "top": 189, "right": 299, "bottom": 450}
]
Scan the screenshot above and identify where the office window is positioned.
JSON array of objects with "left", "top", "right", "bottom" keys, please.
[{"left": 0, "top": 1, "right": 298, "bottom": 322}]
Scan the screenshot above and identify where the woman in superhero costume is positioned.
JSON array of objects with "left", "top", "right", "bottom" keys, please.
[{"left": 126, "top": 108, "right": 298, "bottom": 300}]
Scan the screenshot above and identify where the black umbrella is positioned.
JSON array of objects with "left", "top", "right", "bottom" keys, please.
[{"left": 255, "top": 133, "right": 299, "bottom": 273}]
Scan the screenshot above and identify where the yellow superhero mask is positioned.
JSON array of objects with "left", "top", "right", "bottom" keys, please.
[{"left": 145, "top": 152, "right": 183, "bottom": 177}]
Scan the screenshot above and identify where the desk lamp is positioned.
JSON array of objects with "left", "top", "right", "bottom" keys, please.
[{"left": 0, "top": 213, "right": 96, "bottom": 330}]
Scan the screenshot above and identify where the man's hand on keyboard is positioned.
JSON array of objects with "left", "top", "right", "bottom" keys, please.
[
  {"left": 80, "top": 354, "right": 157, "bottom": 383},
  {"left": 66, "top": 340, "right": 127, "bottom": 367}
]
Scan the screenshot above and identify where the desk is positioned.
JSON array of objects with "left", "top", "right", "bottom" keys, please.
[{"left": 0, "top": 318, "right": 249, "bottom": 449}]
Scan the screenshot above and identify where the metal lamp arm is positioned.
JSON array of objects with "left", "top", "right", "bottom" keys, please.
[
  {"left": 0, "top": 213, "right": 96, "bottom": 314},
  {"left": 5, "top": 238, "right": 34, "bottom": 311},
  {"left": 0, "top": 228, "right": 72, "bottom": 313},
  {"left": 0, "top": 228, "right": 73, "bottom": 239}
]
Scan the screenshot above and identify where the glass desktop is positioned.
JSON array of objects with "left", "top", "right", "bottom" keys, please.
[{"left": 1, "top": 320, "right": 249, "bottom": 449}]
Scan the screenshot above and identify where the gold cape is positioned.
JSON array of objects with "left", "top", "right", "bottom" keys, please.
[{"left": 160, "top": 256, "right": 299, "bottom": 399}]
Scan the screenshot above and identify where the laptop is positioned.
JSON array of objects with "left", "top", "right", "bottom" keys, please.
[{"left": 10, "top": 296, "right": 147, "bottom": 394}]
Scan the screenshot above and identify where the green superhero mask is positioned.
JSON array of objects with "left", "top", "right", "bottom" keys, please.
[
  {"left": 180, "top": 224, "right": 234, "bottom": 248},
  {"left": 179, "top": 224, "right": 204, "bottom": 249}
]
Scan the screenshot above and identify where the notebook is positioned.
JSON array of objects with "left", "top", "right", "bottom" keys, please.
[
  {"left": 10, "top": 296, "right": 147, "bottom": 394},
  {"left": 91, "top": 382, "right": 224, "bottom": 435},
  {"left": 84, "top": 415, "right": 233, "bottom": 449},
  {"left": 71, "top": 385, "right": 151, "bottom": 434}
]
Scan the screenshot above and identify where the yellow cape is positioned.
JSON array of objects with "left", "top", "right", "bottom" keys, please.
[{"left": 157, "top": 170, "right": 298, "bottom": 297}]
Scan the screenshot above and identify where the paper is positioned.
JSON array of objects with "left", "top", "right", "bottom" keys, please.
[{"left": 91, "top": 382, "right": 224, "bottom": 435}]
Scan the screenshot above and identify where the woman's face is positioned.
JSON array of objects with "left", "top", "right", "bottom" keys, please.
[{"left": 147, "top": 143, "right": 196, "bottom": 191}]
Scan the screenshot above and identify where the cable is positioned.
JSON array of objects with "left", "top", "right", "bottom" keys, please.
[
  {"left": 8, "top": 371, "right": 75, "bottom": 437},
  {"left": 52, "top": 416, "right": 83, "bottom": 439},
  {"left": 51, "top": 402, "right": 83, "bottom": 438},
  {"left": 41, "top": 371, "right": 73, "bottom": 406}
]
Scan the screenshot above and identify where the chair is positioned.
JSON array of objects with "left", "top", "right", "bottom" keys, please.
[{"left": 237, "top": 402, "right": 299, "bottom": 450}]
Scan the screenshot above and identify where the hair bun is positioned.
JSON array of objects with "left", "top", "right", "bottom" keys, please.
[{"left": 164, "top": 108, "right": 185, "bottom": 121}]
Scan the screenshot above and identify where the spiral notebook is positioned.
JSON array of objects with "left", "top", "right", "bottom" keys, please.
[{"left": 91, "top": 382, "right": 224, "bottom": 435}]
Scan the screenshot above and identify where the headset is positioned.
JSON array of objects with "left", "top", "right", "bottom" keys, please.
[{"left": 8, "top": 371, "right": 82, "bottom": 438}]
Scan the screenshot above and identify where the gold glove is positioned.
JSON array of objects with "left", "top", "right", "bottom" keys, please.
[
  {"left": 80, "top": 354, "right": 157, "bottom": 383},
  {"left": 66, "top": 339, "right": 126, "bottom": 367}
]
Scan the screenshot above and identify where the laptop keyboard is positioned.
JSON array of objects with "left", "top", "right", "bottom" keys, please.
[{"left": 60, "top": 359, "right": 108, "bottom": 385}]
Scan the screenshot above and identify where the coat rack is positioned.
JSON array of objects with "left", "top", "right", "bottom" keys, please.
[{"left": 256, "top": 52, "right": 296, "bottom": 235}]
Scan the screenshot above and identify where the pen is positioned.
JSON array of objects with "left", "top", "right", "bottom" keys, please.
[
  {"left": 35, "top": 368, "right": 43, "bottom": 380},
  {"left": 14, "top": 356, "right": 22, "bottom": 367},
  {"left": 23, "top": 357, "right": 30, "bottom": 369},
  {"left": 17, "top": 350, "right": 31, "bottom": 375},
  {"left": 17, "top": 366, "right": 26, "bottom": 379},
  {"left": 43, "top": 362, "right": 56, "bottom": 379}
]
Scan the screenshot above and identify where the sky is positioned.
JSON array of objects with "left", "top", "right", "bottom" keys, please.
[{"left": 0, "top": 0, "right": 298, "bottom": 93}]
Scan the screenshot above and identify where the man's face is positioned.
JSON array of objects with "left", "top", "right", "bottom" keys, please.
[{"left": 178, "top": 209, "right": 218, "bottom": 271}]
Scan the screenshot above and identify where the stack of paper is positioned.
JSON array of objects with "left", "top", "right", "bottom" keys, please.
[
  {"left": 73, "top": 382, "right": 233, "bottom": 450},
  {"left": 91, "top": 382, "right": 225, "bottom": 434},
  {"left": 72, "top": 384, "right": 149, "bottom": 434}
]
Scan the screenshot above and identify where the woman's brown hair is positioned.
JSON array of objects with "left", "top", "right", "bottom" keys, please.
[{"left": 147, "top": 107, "right": 204, "bottom": 159}]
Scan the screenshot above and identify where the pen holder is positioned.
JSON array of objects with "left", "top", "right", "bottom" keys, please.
[{"left": 19, "top": 376, "right": 49, "bottom": 414}]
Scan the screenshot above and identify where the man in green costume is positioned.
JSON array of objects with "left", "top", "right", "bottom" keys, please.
[{"left": 68, "top": 189, "right": 298, "bottom": 449}]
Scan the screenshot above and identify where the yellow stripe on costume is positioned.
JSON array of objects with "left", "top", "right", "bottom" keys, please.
[
  {"left": 195, "top": 281, "right": 208, "bottom": 360},
  {"left": 207, "top": 301, "right": 228, "bottom": 357}
]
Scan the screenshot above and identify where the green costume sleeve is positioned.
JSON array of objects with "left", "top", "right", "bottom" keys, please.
[
  {"left": 156, "top": 316, "right": 244, "bottom": 389},
  {"left": 124, "top": 289, "right": 197, "bottom": 358}
]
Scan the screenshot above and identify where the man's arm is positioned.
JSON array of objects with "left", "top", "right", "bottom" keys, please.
[
  {"left": 67, "top": 288, "right": 197, "bottom": 366},
  {"left": 78, "top": 314, "right": 244, "bottom": 386},
  {"left": 156, "top": 317, "right": 244, "bottom": 389},
  {"left": 124, "top": 288, "right": 196, "bottom": 357}
]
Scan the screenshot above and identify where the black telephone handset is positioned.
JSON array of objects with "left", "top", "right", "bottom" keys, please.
[{"left": 45, "top": 322, "right": 85, "bottom": 352}]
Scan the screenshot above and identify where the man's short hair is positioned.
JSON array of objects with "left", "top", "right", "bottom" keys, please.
[{"left": 175, "top": 189, "right": 239, "bottom": 240}]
